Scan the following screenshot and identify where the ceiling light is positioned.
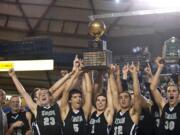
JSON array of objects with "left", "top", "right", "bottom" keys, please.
[
  {"left": 138, "top": 0, "right": 180, "bottom": 8},
  {"left": 115, "top": 0, "right": 120, "bottom": 3}
]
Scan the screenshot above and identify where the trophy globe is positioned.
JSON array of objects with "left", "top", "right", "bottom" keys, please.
[{"left": 88, "top": 20, "right": 106, "bottom": 42}]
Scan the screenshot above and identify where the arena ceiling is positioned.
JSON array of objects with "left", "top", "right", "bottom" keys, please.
[{"left": 0, "top": 0, "right": 179, "bottom": 94}]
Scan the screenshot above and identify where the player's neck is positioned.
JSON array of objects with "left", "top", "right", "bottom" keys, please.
[
  {"left": 169, "top": 101, "right": 178, "bottom": 108},
  {"left": 96, "top": 110, "right": 104, "bottom": 115},
  {"left": 43, "top": 103, "right": 51, "bottom": 108},
  {"left": 120, "top": 107, "right": 130, "bottom": 113},
  {"left": 71, "top": 106, "right": 80, "bottom": 112}
]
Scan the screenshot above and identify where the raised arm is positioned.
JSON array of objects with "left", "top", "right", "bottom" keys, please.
[
  {"left": 82, "top": 71, "right": 93, "bottom": 121},
  {"left": 109, "top": 65, "right": 120, "bottom": 112},
  {"left": 104, "top": 77, "right": 114, "bottom": 126},
  {"left": 49, "top": 71, "right": 72, "bottom": 94},
  {"left": 150, "top": 57, "right": 166, "bottom": 110},
  {"left": 60, "top": 69, "right": 81, "bottom": 119},
  {"left": 93, "top": 71, "right": 103, "bottom": 101},
  {"left": 115, "top": 64, "right": 123, "bottom": 93},
  {"left": 52, "top": 71, "right": 74, "bottom": 101},
  {"left": 129, "top": 63, "right": 141, "bottom": 124},
  {"left": 8, "top": 69, "right": 37, "bottom": 116},
  {"left": 121, "top": 64, "right": 129, "bottom": 91},
  {"left": 139, "top": 63, "right": 154, "bottom": 111},
  {"left": 60, "top": 56, "right": 82, "bottom": 119}
]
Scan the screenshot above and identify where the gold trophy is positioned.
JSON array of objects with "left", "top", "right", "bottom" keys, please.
[{"left": 83, "top": 20, "right": 112, "bottom": 69}]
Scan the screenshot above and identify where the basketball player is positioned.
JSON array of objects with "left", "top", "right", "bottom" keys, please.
[
  {"left": 150, "top": 57, "right": 180, "bottom": 135},
  {"left": 88, "top": 73, "right": 114, "bottom": 135},
  {"left": 110, "top": 63, "right": 141, "bottom": 135},
  {"left": 60, "top": 69, "right": 92, "bottom": 135},
  {"left": 138, "top": 63, "right": 161, "bottom": 135}
]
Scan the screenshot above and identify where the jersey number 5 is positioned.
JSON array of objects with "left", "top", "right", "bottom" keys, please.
[{"left": 73, "top": 124, "right": 79, "bottom": 132}]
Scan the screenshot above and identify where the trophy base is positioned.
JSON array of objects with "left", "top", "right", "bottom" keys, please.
[
  {"left": 88, "top": 40, "right": 107, "bottom": 51},
  {"left": 83, "top": 50, "right": 112, "bottom": 70}
]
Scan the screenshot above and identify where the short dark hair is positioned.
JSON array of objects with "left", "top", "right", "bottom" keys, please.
[
  {"left": 68, "top": 89, "right": 82, "bottom": 100},
  {"left": 31, "top": 88, "right": 51, "bottom": 101},
  {"left": 31, "top": 88, "right": 40, "bottom": 102},
  {"left": 10, "top": 95, "right": 21, "bottom": 103},
  {"left": 119, "top": 91, "right": 132, "bottom": 100},
  {"left": 39, "top": 88, "right": 52, "bottom": 96},
  {"left": 95, "top": 92, "right": 107, "bottom": 101}
]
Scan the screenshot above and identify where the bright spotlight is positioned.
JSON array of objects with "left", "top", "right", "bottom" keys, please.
[
  {"left": 115, "top": 0, "right": 120, "bottom": 3},
  {"left": 138, "top": 0, "right": 180, "bottom": 8},
  {"left": 133, "top": 48, "right": 137, "bottom": 53}
]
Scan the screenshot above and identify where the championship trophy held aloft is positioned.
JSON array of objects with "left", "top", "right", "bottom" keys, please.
[{"left": 83, "top": 20, "right": 112, "bottom": 70}]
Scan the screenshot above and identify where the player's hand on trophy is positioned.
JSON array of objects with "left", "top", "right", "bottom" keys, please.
[
  {"left": 109, "top": 64, "right": 116, "bottom": 74},
  {"left": 78, "top": 59, "right": 85, "bottom": 73},
  {"left": 72, "top": 55, "right": 80, "bottom": 72},
  {"left": 155, "top": 56, "right": 164, "bottom": 69},
  {"left": 111, "top": 64, "right": 116, "bottom": 72}
]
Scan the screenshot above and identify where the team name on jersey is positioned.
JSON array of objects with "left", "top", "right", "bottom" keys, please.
[
  {"left": 42, "top": 110, "right": 56, "bottom": 116},
  {"left": 114, "top": 117, "right": 125, "bottom": 124},
  {"left": 165, "top": 112, "right": 177, "bottom": 120},
  {"left": 72, "top": 116, "right": 83, "bottom": 123},
  {"left": 89, "top": 117, "right": 101, "bottom": 124},
  {"left": 140, "top": 115, "right": 144, "bottom": 120}
]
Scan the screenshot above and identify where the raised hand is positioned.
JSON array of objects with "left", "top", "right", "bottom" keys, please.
[
  {"left": 8, "top": 68, "right": 16, "bottom": 77},
  {"left": 72, "top": 55, "right": 80, "bottom": 72},
  {"left": 144, "top": 63, "right": 153, "bottom": 77},
  {"left": 78, "top": 59, "right": 85, "bottom": 73},
  {"left": 136, "top": 61, "right": 140, "bottom": 73},
  {"left": 122, "top": 64, "right": 129, "bottom": 74},
  {"left": 109, "top": 64, "right": 116, "bottom": 73},
  {"left": 129, "top": 62, "right": 138, "bottom": 74},
  {"left": 115, "top": 64, "right": 120, "bottom": 76},
  {"left": 144, "top": 63, "right": 153, "bottom": 83},
  {"left": 155, "top": 56, "right": 164, "bottom": 69}
]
